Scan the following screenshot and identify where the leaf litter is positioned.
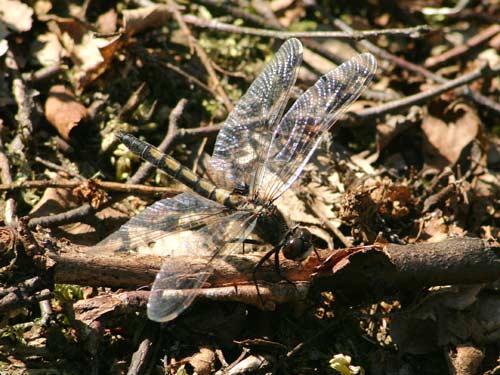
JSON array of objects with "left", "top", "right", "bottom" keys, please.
[{"left": 0, "top": 1, "right": 499, "bottom": 374}]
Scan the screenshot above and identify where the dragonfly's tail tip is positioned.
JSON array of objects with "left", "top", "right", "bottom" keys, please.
[{"left": 115, "top": 131, "right": 129, "bottom": 142}]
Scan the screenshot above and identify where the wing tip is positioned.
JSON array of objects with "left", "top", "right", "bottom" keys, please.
[{"left": 281, "top": 38, "right": 303, "bottom": 56}]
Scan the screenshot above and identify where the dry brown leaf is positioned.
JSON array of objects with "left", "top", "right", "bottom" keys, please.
[
  {"left": 0, "top": 0, "right": 33, "bottom": 32},
  {"left": 421, "top": 103, "right": 481, "bottom": 169},
  {"left": 48, "top": 17, "right": 122, "bottom": 90},
  {"left": 122, "top": 4, "right": 171, "bottom": 37},
  {"left": 44, "top": 84, "right": 88, "bottom": 140},
  {"left": 446, "top": 344, "right": 485, "bottom": 375},
  {"left": 189, "top": 347, "right": 216, "bottom": 375},
  {"left": 96, "top": 8, "right": 117, "bottom": 34},
  {"left": 420, "top": 214, "right": 466, "bottom": 242},
  {"left": 31, "top": 32, "right": 63, "bottom": 66}
]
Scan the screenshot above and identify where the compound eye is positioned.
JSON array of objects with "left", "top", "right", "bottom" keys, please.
[
  {"left": 282, "top": 237, "right": 304, "bottom": 260},
  {"left": 282, "top": 228, "right": 314, "bottom": 260}
]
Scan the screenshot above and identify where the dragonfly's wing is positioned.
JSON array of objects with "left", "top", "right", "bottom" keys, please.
[
  {"left": 148, "top": 210, "right": 256, "bottom": 322},
  {"left": 87, "top": 192, "right": 229, "bottom": 256},
  {"left": 210, "top": 38, "right": 302, "bottom": 192},
  {"left": 88, "top": 191, "right": 257, "bottom": 323},
  {"left": 256, "top": 53, "right": 377, "bottom": 202}
]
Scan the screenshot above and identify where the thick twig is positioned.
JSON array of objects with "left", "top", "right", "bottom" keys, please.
[
  {"left": 183, "top": 15, "right": 431, "bottom": 40},
  {"left": 52, "top": 237, "right": 499, "bottom": 304},
  {"left": 28, "top": 203, "right": 95, "bottom": 228},
  {"left": 127, "top": 322, "right": 160, "bottom": 375}
]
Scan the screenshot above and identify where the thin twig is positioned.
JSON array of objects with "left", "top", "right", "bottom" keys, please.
[
  {"left": 8, "top": 49, "right": 36, "bottom": 143},
  {"left": 0, "top": 135, "right": 15, "bottom": 224},
  {"left": 35, "top": 156, "right": 85, "bottom": 180},
  {"left": 128, "top": 98, "right": 187, "bottom": 184},
  {"left": 183, "top": 15, "right": 431, "bottom": 40},
  {"left": 28, "top": 99, "right": 188, "bottom": 228},
  {"left": 165, "top": 62, "right": 214, "bottom": 93},
  {"left": 0, "top": 137, "right": 12, "bottom": 187},
  {"left": 118, "top": 82, "right": 148, "bottom": 120},
  {"left": 316, "top": 7, "right": 500, "bottom": 115},
  {"left": 167, "top": 0, "right": 233, "bottom": 112},
  {"left": 0, "top": 179, "right": 181, "bottom": 195},
  {"left": 425, "top": 24, "right": 500, "bottom": 68},
  {"left": 354, "top": 63, "right": 498, "bottom": 120},
  {"left": 25, "top": 63, "right": 64, "bottom": 83},
  {"left": 174, "top": 63, "right": 494, "bottom": 138}
]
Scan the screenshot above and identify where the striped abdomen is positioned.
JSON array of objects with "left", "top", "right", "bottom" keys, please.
[{"left": 117, "top": 132, "right": 244, "bottom": 208}]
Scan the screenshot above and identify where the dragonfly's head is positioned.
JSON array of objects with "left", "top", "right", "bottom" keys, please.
[{"left": 282, "top": 227, "right": 313, "bottom": 261}]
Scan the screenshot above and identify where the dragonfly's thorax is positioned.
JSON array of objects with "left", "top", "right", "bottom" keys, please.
[{"left": 250, "top": 200, "right": 289, "bottom": 247}]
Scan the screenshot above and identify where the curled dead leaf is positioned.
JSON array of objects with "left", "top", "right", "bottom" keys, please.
[
  {"left": 188, "top": 347, "right": 215, "bottom": 375},
  {"left": 44, "top": 85, "right": 88, "bottom": 140},
  {"left": 72, "top": 180, "right": 109, "bottom": 209},
  {"left": 96, "top": 8, "right": 117, "bottom": 34},
  {"left": 421, "top": 102, "right": 482, "bottom": 169},
  {"left": 122, "top": 4, "right": 171, "bottom": 37},
  {"left": 48, "top": 17, "right": 122, "bottom": 90},
  {"left": 341, "top": 177, "right": 415, "bottom": 242}
]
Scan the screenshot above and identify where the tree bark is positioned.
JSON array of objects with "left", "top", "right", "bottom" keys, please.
[{"left": 52, "top": 237, "right": 500, "bottom": 304}]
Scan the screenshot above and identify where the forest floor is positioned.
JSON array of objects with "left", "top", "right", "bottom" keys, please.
[{"left": 0, "top": 1, "right": 499, "bottom": 374}]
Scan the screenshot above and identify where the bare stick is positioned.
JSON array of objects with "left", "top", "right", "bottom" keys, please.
[
  {"left": 354, "top": 62, "right": 498, "bottom": 120},
  {"left": 128, "top": 98, "right": 187, "bottom": 185},
  {"left": 318, "top": 8, "right": 500, "bottom": 115},
  {"left": 0, "top": 179, "right": 181, "bottom": 196},
  {"left": 425, "top": 24, "right": 500, "bottom": 68},
  {"left": 183, "top": 15, "right": 431, "bottom": 40},
  {"left": 167, "top": 0, "right": 233, "bottom": 112},
  {"left": 51, "top": 237, "right": 499, "bottom": 302}
]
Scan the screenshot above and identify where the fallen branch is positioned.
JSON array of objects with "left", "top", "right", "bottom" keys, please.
[{"left": 52, "top": 237, "right": 499, "bottom": 305}]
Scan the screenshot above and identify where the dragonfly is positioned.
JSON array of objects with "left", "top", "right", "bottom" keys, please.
[{"left": 90, "top": 38, "right": 376, "bottom": 322}]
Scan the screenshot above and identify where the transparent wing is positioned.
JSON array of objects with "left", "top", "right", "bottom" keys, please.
[
  {"left": 87, "top": 191, "right": 257, "bottom": 322},
  {"left": 256, "top": 53, "right": 377, "bottom": 202},
  {"left": 210, "top": 38, "right": 302, "bottom": 192},
  {"left": 87, "top": 192, "right": 229, "bottom": 256},
  {"left": 148, "top": 211, "right": 256, "bottom": 322}
]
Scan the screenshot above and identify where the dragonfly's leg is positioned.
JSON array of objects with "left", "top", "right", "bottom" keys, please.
[
  {"left": 273, "top": 251, "right": 295, "bottom": 287},
  {"left": 228, "top": 237, "right": 264, "bottom": 254},
  {"left": 252, "top": 246, "right": 279, "bottom": 306},
  {"left": 228, "top": 238, "right": 263, "bottom": 245},
  {"left": 313, "top": 248, "right": 322, "bottom": 262}
]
